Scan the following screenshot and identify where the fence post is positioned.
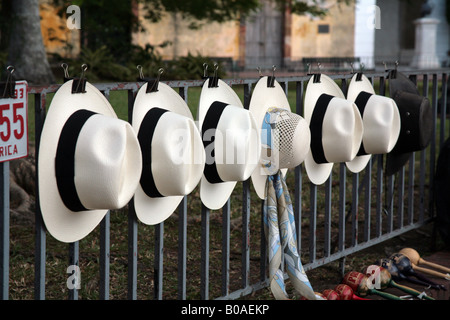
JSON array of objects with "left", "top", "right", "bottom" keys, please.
[{"left": 0, "top": 161, "right": 9, "bottom": 300}]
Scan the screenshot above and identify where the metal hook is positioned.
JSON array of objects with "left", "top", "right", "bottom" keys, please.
[
  {"left": 208, "top": 63, "right": 220, "bottom": 88},
  {"left": 137, "top": 65, "right": 144, "bottom": 80},
  {"left": 267, "top": 65, "right": 276, "bottom": 87},
  {"left": 6, "top": 65, "right": 14, "bottom": 75},
  {"left": 203, "top": 63, "right": 209, "bottom": 78},
  {"left": 148, "top": 67, "right": 164, "bottom": 93},
  {"left": 2, "top": 65, "right": 15, "bottom": 98},
  {"left": 257, "top": 66, "right": 263, "bottom": 77},
  {"left": 73, "top": 64, "right": 88, "bottom": 94},
  {"left": 61, "top": 63, "right": 70, "bottom": 78},
  {"left": 307, "top": 63, "right": 312, "bottom": 75}
]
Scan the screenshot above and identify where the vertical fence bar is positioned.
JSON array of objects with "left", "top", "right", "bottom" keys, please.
[
  {"left": 386, "top": 175, "right": 394, "bottom": 233},
  {"left": 242, "top": 181, "right": 251, "bottom": 289},
  {"left": 397, "top": 168, "right": 405, "bottom": 229},
  {"left": 295, "top": 81, "right": 304, "bottom": 249},
  {"left": 338, "top": 164, "right": 346, "bottom": 251},
  {"left": 178, "top": 86, "right": 188, "bottom": 300},
  {"left": 375, "top": 76, "right": 386, "bottom": 238},
  {"left": 260, "top": 200, "right": 266, "bottom": 282},
  {"left": 242, "top": 83, "right": 252, "bottom": 290},
  {"left": 419, "top": 74, "right": 429, "bottom": 222},
  {"left": 99, "top": 213, "right": 110, "bottom": 299},
  {"left": 363, "top": 159, "right": 372, "bottom": 242},
  {"left": 68, "top": 241, "right": 79, "bottom": 300},
  {"left": 200, "top": 204, "right": 210, "bottom": 300},
  {"left": 440, "top": 73, "right": 447, "bottom": 150},
  {"left": 324, "top": 175, "right": 332, "bottom": 257},
  {"left": 0, "top": 161, "right": 9, "bottom": 300},
  {"left": 154, "top": 222, "right": 164, "bottom": 300},
  {"left": 309, "top": 183, "right": 317, "bottom": 263},
  {"left": 34, "top": 92, "right": 46, "bottom": 300},
  {"left": 221, "top": 198, "right": 230, "bottom": 297},
  {"left": 127, "top": 89, "right": 138, "bottom": 300},
  {"left": 178, "top": 196, "right": 188, "bottom": 300},
  {"left": 428, "top": 74, "right": 438, "bottom": 218},
  {"left": 351, "top": 173, "right": 359, "bottom": 247},
  {"left": 407, "top": 154, "right": 415, "bottom": 225},
  {"left": 99, "top": 89, "right": 111, "bottom": 300}
]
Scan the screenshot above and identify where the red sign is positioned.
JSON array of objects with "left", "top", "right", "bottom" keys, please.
[{"left": 0, "top": 81, "right": 28, "bottom": 162}]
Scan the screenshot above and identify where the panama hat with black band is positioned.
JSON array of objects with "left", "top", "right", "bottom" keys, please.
[
  {"left": 132, "top": 81, "right": 205, "bottom": 225},
  {"left": 345, "top": 73, "right": 401, "bottom": 173},
  {"left": 38, "top": 80, "right": 142, "bottom": 243},
  {"left": 303, "top": 74, "right": 364, "bottom": 185},
  {"left": 198, "top": 78, "right": 261, "bottom": 210}
]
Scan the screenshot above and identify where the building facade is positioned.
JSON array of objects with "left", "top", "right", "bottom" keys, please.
[{"left": 40, "top": 0, "right": 450, "bottom": 72}]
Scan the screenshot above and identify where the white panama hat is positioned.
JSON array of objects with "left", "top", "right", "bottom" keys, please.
[
  {"left": 198, "top": 78, "right": 261, "bottom": 210},
  {"left": 304, "top": 74, "right": 364, "bottom": 185},
  {"left": 132, "top": 82, "right": 205, "bottom": 225},
  {"left": 249, "top": 76, "right": 311, "bottom": 199},
  {"left": 38, "top": 80, "right": 142, "bottom": 243},
  {"left": 345, "top": 73, "right": 401, "bottom": 173}
]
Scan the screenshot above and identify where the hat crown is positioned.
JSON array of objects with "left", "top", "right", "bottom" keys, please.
[
  {"left": 152, "top": 112, "right": 205, "bottom": 196},
  {"left": 213, "top": 105, "right": 259, "bottom": 181},
  {"left": 74, "top": 114, "right": 141, "bottom": 210},
  {"left": 322, "top": 98, "right": 362, "bottom": 163},
  {"left": 362, "top": 95, "right": 400, "bottom": 154},
  {"left": 261, "top": 108, "right": 311, "bottom": 172}
]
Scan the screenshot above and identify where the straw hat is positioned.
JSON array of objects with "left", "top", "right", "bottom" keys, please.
[
  {"left": 198, "top": 78, "right": 260, "bottom": 210},
  {"left": 345, "top": 73, "right": 401, "bottom": 173},
  {"left": 38, "top": 80, "right": 142, "bottom": 243},
  {"left": 249, "top": 76, "right": 311, "bottom": 199},
  {"left": 132, "top": 82, "right": 205, "bottom": 225},
  {"left": 303, "top": 74, "right": 363, "bottom": 185}
]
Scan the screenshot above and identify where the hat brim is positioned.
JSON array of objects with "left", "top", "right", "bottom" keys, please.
[
  {"left": 303, "top": 75, "right": 345, "bottom": 185},
  {"left": 38, "top": 80, "right": 117, "bottom": 243},
  {"left": 132, "top": 82, "right": 194, "bottom": 225},
  {"left": 198, "top": 78, "right": 242, "bottom": 210},
  {"left": 249, "top": 76, "right": 289, "bottom": 199},
  {"left": 345, "top": 74, "right": 376, "bottom": 173}
]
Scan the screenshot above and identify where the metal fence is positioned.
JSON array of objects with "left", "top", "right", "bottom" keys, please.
[{"left": 1, "top": 69, "right": 449, "bottom": 300}]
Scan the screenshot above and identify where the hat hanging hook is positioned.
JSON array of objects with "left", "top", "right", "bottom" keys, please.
[
  {"left": 136, "top": 64, "right": 144, "bottom": 80},
  {"left": 257, "top": 66, "right": 263, "bottom": 78},
  {"left": 203, "top": 63, "right": 209, "bottom": 79},
  {"left": 313, "top": 63, "right": 322, "bottom": 83},
  {"left": 355, "top": 63, "right": 365, "bottom": 81},
  {"left": 148, "top": 67, "right": 164, "bottom": 93},
  {"left": 267, "top": 65, "right": 276, "bottom": 87},
  {"left": 1, "top": 65, "right": 15, "bottom": 98},
  {"left": 61, "top": 63, "right": 70, "bottom": 78},
  {"left": 208, "top": 63, "right": 219, "bottom": 88},
  {"left": 73, "top": 64, "right": 88, "bottom": 94}
]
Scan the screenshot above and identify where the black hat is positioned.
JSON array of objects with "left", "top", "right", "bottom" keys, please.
[{"left": 385, "top": 71, "right": 433, "bottom": 176}]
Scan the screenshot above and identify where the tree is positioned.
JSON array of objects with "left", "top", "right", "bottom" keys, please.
[{"left": 6, "top": 0, "right": 55, "bottom": 85}]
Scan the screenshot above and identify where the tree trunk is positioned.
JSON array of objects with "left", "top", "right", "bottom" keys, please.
[{"left": 7, "top": 0, "right": 55, "bottom": 85}]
